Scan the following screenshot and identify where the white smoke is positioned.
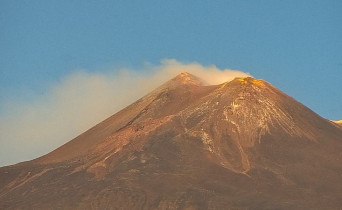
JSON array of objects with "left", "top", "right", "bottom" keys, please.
[
  {"left": 154, "top": 59, "right": 251, "bottom": 85},
  {"left": 0, "top": 59, "right": 250, "bottom": 166}
]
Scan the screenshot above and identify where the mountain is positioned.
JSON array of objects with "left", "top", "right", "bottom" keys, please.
[{"left": 1, "top": 72, "right": 342, "bottom": 209}]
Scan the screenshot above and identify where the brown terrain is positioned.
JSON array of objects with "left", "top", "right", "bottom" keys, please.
[{"left": 1, "top": 72, "right": 342, "bottom": 209}]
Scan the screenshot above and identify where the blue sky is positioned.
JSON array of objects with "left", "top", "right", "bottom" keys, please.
[{"left": 0, "top": 0, "right": 341, "bottom": 165}]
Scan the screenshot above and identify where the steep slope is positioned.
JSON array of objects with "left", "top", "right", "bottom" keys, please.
[
  {"left": 34, "top": 72, "right": 210, "bottom": 164},
  {"left": 1, "top": 73, "right": 342, "bottom": 209}
]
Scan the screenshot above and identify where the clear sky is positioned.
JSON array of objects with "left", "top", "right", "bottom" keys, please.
[{"left": 0, "top": 0, "right": 341, "bottom": 166}]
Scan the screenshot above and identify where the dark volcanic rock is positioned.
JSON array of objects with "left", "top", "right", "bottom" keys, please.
[{"left": 1, "top": 72, "right": 342, "bottom": 209}]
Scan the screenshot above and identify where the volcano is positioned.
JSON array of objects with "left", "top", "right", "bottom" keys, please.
[{"left": 1, "top": 73, "right": 342, "bottom": 209}]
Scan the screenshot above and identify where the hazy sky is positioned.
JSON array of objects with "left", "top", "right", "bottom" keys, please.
[{"left": 1, "top": 0, "right": 341, "bottom": 166}]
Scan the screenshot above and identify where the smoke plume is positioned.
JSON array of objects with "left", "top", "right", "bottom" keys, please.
[{"left": 0, "top": 59, "right": 250, "bottom": 166}]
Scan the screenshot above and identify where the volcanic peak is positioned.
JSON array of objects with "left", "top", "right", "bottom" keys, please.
[
  {"left": 1, "top": 72, "right": 342, "bottom": 209},
  {"left": 169, "top": 72, "right": 267, "bottom": 91},
  {"left": 215, "top": 77, "right": 267, "bottom": 94},
  {"left": 172, "top": 72, "right": 203, "bottom": 86},
  {"left": 233, "top": 77, "right": 266, "bottom": 87}
]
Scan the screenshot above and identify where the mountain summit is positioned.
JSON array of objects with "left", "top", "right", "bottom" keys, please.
[{"left": 1, "top": 73, "right": 342, "bottom": 209}]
